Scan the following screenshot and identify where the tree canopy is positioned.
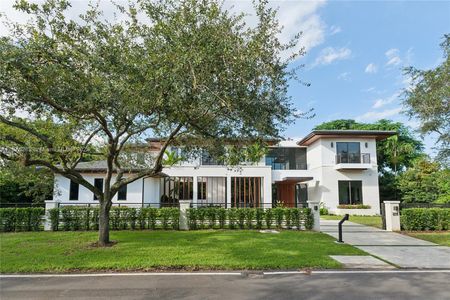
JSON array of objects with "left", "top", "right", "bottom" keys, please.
[
  {"left": 403, "top": 34, "right": 450, "bottom": 163},
  {"left": 0, "top": 0, "right": 304, "bottom": 245}
]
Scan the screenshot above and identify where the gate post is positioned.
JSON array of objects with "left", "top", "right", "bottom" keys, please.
[
  {"left": 383, "top": 200, "right": 400, "bottom": 231},
  {"left": 179, "top": 200, "right": 191, "bottom": 230},
  {"left": 44, "top": 200, "right": 58, "bottom": 231},
  {"left": 307, "top": 200, "right": 320, "bottom": 231}
]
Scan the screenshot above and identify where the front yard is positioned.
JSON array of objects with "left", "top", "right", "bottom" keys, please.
[
  {"left": 321, "top": 215, "right": 383, "bottom": 228},
  {"left": 0, "top": 230, "right": 365, "bottom": 273},
  {"left": 404, "top": 232, "right": 450, "bottom": 246}
]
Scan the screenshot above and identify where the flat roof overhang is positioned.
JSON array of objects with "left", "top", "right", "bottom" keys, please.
[
  {"left": 297, "top": 130, "right": 397, "bottom": 146},
  {"left": 275, "top": 176, "right": 314, "bottom": 183}
]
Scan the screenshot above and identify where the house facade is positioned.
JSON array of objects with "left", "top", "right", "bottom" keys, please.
[{"left": 50, "top": 130, "right": 396, "bottom": 216}]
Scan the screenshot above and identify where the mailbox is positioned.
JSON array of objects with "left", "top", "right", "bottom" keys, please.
[{"left": 393, "top": 205, "right": 399, "bottom": 216}]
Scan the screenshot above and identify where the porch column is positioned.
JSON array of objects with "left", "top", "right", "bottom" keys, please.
[
  {"left": 307, "top": 200, "right": 320, "bottom": 231},
  {"left": 226, "top": 176, "right": 232, "bottom": 208},
  {"left": 192, "top": 176, "right": 198, "bottom": 207}
]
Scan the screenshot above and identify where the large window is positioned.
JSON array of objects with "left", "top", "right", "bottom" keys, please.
[
  {"left": 265, "top": 147, "right": 307, "bottom": 170},
  {"left": 69, "top": 180, "right": 79, "bottom": 201},
  {"left": 160, "top": 177, "right": 193, "bottom": 206},
  {"left": 231, "top": 177, "right": 263, "bottom": 208},
  {"left": 338, "top": 181, "right": 363, "bottom": 205},
  {"left": 93, "top": 178, "right": 103, "bottom": 200},
  {"left": 336, "top": 142, "right": 361, "bottom": 163},
  {"left": 118, "top": 184, "right": 127, "bottom": 201},
  {"left": 201, "top": 151, "right": 224, "bottom": 165}
]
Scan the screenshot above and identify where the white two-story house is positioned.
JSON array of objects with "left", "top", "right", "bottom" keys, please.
[{"left": 50, "top": 130, "right": 396, "bottom": 215}]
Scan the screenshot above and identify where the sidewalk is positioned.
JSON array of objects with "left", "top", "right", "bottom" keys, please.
[{"left": 321, "top": 219, "right": 450, "bottom": 269}]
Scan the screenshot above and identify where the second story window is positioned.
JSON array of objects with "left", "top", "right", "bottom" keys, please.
[
  {"left": 265, "top": 147, "right": 307, "bottom": 170},
  {"left": 201, "top": 151, "right": 223, "bottom": 165},
  {"left": 336, "top": 142, "right": 361, "bottom": 163},
  {"left": 93, "top": 178, "right": 104, "bottom": 200},
  {"left": 69, "top": 180, "right": 79, "bottom": 201}
]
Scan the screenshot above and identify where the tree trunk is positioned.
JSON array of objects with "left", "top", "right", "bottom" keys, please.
[{"left": 98, "top": 200, "right": 112, "bottom": 246}]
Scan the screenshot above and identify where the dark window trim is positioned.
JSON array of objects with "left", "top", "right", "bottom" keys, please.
[{"left": 338, "top": 180, "right": 363, "bottom": 205}]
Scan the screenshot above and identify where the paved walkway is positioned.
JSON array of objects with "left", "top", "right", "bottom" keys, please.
[{"left": 321, "top": 219, "right": 450, "bottom": 269}]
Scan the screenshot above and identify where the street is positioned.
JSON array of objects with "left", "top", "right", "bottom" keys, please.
[{"left": 1, "top": 271, "right": 449, "bottom": 300}]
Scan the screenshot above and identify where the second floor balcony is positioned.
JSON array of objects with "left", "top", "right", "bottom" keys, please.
[{"left": 335, "top": 153, "right": 372, "bottom": 170}]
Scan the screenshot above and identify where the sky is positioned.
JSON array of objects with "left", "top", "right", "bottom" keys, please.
[{"left": 1, "top": 0, "right": 449, "bottom": 155}]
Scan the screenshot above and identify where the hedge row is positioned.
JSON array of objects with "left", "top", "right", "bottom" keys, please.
[
  {"left": 0, "top": 208, "right": 45, "bottom": 232},
  {"left": 401, "top": 208, "right": 450, "bottom": 231},
  {"left": 49, "top": 207, "right": 179, "bottom": 231},
  {"left": 187, "top": 207, "right": 313, "bottom": 230}
]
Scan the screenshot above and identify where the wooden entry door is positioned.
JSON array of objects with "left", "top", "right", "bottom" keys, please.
[{"left": 276, "top": 182, "right": 296, "bottom": 207}]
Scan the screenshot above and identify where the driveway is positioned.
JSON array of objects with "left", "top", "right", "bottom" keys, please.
[
  {"left": 321, "top": 219, "right": 450, "bottom": 269},
  {"left": 1, "top": 272, "right": 450, "bottom": 300}
]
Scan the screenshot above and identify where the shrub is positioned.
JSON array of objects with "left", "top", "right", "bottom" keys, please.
[
  {"left": 197, "top": 208, "right": 206, "bottom": 229},
  {"left": 217, "top": 208, "right": 226, "bottom": 229},
  {"left": 284, "top": 209, "right": 293, "bottom": 229},
  {"left": 137, "top": 208, "right": 147, "bottom": 230},
  {"left": 147, "top": 207, "right": 158, "bottom": 230},
  {"left": 255, "top": 208, "right": 264, "bottom": 229},
  {"left": 272, "top": 207, "right": 284, "bottom": 229},
  {"left": 228, "top": 208, "right": 237, "bottom": 229},
  {"left": 303, "top": 208, "right": 314, "bottom": 230},
  {"left": 401, "top": 208, "right": 449, "bottom": 231},
  {"left": 244, "top": 208, "right": 255, "bottom": 229},
  {"left": 159, "top": 207, "right": 172, "bottom": 230},
  {"left": 91, "top": 208, "right": 99, "bottom": 230},
  {"left": 337, "top": 204, "right": 371, "bottom": 209},
  {"left": 236, "top": 208, "right": 246, "bottom": 229},
  {"left": 205, "top": 207, "right": 217, "bottom": 229},
  {"left": 187, "top": 208, "right": 198, "bottom": 230},
  {"left": 291, "top": 208, "right": 300, "bottom": 230},
  {"left": 264, "top": 208, "right": 273, "bottom": 229},
  {"left": 49, "top": 208, "right": 60, "bottom": 231},
  {"left": 0, "top": 208, "right": 44, "bottom": 232}
]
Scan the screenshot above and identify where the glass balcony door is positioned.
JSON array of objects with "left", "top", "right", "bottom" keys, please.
[{"left": 336, "top": 142, "right": 361, "bottom": 163}]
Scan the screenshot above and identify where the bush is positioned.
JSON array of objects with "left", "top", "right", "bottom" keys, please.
[
  {"left": 236, "top": 208, "right": 246, "bottom": 229},
  {"left": 205, "top": 207, "right": 217, "bottom": 229},
  {"left": 228, "top": 208, "right": 237, "bottom": 229},
  {"left": 264, "top": 208, "right": 273, "bottom": 229},
  {"left": 187, "top": 208, "right": 198, "bottom": 230},
  {"left": 272, "top": 207, "right": 284, "bottom": 229},
  {"left": 244, "top": 208, "right": 255, "bottom": 229},
  {"left": 0, "top": 208, "right": 45, "bottom": 232},
  {"left": 337, "top": 204, "right": 371, "bottom": 209},
  {"left": 146, "top": 207, "right": 158, "bottom": 230},
  {"left": 255, "top": 208, "right": 264, "bottom": 229},
  {"left": 217, "top": 208, "right": 226, "bottom": 229},
  {"left": 401, "top": 208, "right": 449, "bottom": 231}
]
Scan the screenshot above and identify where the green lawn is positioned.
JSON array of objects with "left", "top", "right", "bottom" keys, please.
[
  {"left": 0, "top": 230, "right": 365, "bottom": 273},
  {"left": 321, "top": 215, "right": 383, "bottom": 228},
  {"left": 404, "top": 232, "right": 450, "bottom": 246}
]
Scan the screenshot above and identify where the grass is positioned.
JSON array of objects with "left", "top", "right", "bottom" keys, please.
[
  {"left": 0, "top": 230, "right": 365, "bottom": 273},
  {"left": 321, "top": 215, "right": 383, "bottom": 228},
  {"left": 404, "top": 232, "right": 450, "bottom": 246}
]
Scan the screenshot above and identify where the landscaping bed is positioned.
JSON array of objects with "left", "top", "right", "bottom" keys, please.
[{"left": 0, "top": 230, "right": 364, "bottom": 273}]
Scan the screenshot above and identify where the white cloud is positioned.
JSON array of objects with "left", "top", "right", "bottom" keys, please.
[
  {"left": 312, "top": 47, "right": 352, "bottom": 67},
  {"left": 337, "top": 72, "right": 351, "bottom": 81},
  {"left": 329, "top": 25, "right": 341, "bottom": 35},
  {"left": 365, "top": 63, "right": 378, "bottom": 74},
  {"left": 362, "top": 87, "right": 376, "bottom": 92},
  {"left": 371, "top": 92, "right": 400, "bottom": 109},
  {"left": 385, "top": 48, "right": 402, "bottom": 66},
  {"left": 355, "top": 107, "right": 402, "bottom": 122}
]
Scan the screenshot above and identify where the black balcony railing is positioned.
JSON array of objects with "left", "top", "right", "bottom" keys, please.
[{"left": 336, "top": 153, "right": 370, "bottom": 164}]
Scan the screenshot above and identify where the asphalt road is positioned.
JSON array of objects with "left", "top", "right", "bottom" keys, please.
[{"left": 1, "top": 271, "right": 450, "bottom": 300}]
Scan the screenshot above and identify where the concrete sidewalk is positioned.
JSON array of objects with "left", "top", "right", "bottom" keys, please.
[{"left": 321, "top": 219, "right": 450, "bottom": 269}]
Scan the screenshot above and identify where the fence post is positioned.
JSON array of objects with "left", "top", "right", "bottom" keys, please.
[
  {"left": 307, "top": 200, "right": 320, "bottom": 231},
  {"left": 383, "top": 200, "right": 400, "bottom": 231},
  {"left": 44, "top": 200, "right": 58, "bottom": 231},
  {"left": 179, "top": 200, "right": 191, "bottom": 230}
]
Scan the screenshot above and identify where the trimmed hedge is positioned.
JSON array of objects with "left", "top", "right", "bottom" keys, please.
[
  {"left": 0, "top": 208, "right": 45, "bottom": 232},
  {"left": 187, "top": 207, "right": 313, "bottom": 230},
  {"left": 401, "top": 208, "right": 449, "bottom": 231},
  {"left": 48, "top": 207, "right": 180, "bottom": 231}
]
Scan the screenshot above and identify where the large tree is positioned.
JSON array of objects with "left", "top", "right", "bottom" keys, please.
[
  {"left": 314, "top": 119, "right": 424, "bottom": 200},
  {"left": 403, "top": 34, "right": 450, "bottom": 163},
  {"left": 0, "top": 0, "right": 303, "bottom": 245}
]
